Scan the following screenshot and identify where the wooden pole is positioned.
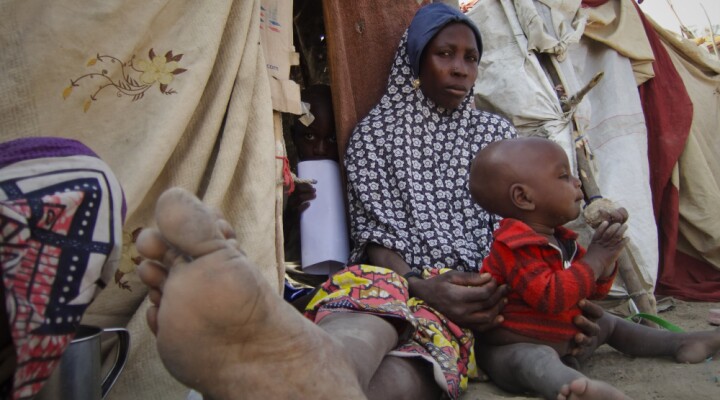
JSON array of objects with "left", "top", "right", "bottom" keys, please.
[
  {"left": 569, "top": 73, "right": 658, "bottom": 324},
  {"left": 574, "top": 130, "right": 658, "bottom": 322}
]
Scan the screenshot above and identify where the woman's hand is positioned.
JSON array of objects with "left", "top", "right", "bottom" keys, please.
[
  {"left": 569, "top": 299, "right": 603, "bottom": 358},
  {"left": 365, "top": 244, "right": 507, "bottom": 331},
  {"left": 409, "top": 271, "right": 508, "bottom": 332}
]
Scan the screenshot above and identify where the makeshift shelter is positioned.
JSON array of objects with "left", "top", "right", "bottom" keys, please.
[{"left": 1, "top": 0, "right": 719, "bottom": 399}]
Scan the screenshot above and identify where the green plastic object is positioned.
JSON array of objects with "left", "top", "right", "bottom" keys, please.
[{"left": 626, "top": 313, "right": 684, "bottom": 332}]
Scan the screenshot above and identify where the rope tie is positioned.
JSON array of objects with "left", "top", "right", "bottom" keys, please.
[{"left": 276, "top": 156, "right": 295, "bottom": 195}]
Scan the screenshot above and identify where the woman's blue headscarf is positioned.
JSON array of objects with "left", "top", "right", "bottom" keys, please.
[{"left": 406, "top": 3, "right": 483, "bottom": 79}]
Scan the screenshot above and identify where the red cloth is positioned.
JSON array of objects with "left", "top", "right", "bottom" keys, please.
[
  {"left": 632, "top": 3, "right": 720, "bottom": 301},
  {"left": 482, "top": 219, "right": 616, "bottom": 342},
  {"left": 658, "top": 249, "right": 720, "bottom": 302},
  {"left": 581, "top": 0, "right": 610, "bottom": 8},
  {"left": 635, "top": 1, "right": 691, "bottom": 257}
]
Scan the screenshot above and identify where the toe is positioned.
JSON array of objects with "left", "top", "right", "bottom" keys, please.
[
  {"left": 146, "top": 305, "right": 159, "bottom": 335},
  {"left": 148, "top": 288, "right": 162, "bottom": 306},
  {"left": 138, "top": 259, "right": 169, "bottom": 289},
  {"left": 155, "top": 188, "right": 228, "bottom": 258},
  {"left": 136, "top": 228, "right": 169, "bottom": 261},
  {"left": 216, "top": 219, "right": 236, "bottom": 240}
]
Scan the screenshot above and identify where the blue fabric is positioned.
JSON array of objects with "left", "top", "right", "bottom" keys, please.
[
  {"left": 282, "top": 279, "right": 314, "bottom": 303},
  {"left": 0, "top": 137, "right": 127, "bottom": 221},
  {"left": 406, "top": 3, "right": 483, "bottom": 78},
  {"left": 0, "top": 137, "right": 98, "bottom": 168}
]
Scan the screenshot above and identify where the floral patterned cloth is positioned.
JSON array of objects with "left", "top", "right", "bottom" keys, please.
[
  {"left": 0, "top": 138, "right": 124, "bottom": 399},
  {"left": 305, "top": 264, "right": 476, "bottom": 399},
  {"left": 344, "top": 30, "right": 517, "bottom": 274}
]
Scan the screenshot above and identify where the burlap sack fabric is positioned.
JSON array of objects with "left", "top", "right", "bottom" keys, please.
[{"left": 1, "top": 0, "right": 285, "bottom": 398}]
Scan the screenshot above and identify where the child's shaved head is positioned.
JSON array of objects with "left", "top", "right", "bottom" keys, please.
[{"left": 470, "top": 137, "right": 570, "bottom": 219}]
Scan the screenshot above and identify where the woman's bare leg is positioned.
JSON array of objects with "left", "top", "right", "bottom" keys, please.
[
  {"left": 136, "top": 188, "right": 400, "bottom": 399},
  {"left": 366, "top": 356, "right": 441, "bottom": 400}
]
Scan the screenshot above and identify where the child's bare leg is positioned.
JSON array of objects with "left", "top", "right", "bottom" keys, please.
[
  {"left": 136, "top": 188, "right": 400, "bottom": 399},
  {"left": 477, "top": 343, "right": 627, "bottom": 400},
  {"left": 557, "top": 379, "right": 631, "bottom": 400},
  {"left": 599, "top": 313, "right": 720, "bottom": 363}
]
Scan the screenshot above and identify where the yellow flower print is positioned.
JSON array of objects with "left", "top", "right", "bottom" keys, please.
[
  {"left": 115, "top": 227, "right": 145, "bottom": 291},
  {"left": 63, "top": 48, "right": 188, "bottom": 112},
  {"left": 135, "top": 48, "right": 187, "bottom": 94},
  {"left": 137, "top": 56, "right": 179, "bottom": 85}
]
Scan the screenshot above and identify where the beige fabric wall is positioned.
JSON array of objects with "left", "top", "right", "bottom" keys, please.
[
  {"left": 582, "top": 0, "right": 655, "bottom": 85},
  {"left": 651, "top": 19, "right": 720, "bottom": 270},
  {"left": 1, "top": 0, "right": 283, "bottom": 398}
]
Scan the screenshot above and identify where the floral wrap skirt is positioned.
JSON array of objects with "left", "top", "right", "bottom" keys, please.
[{"left": 304, "top": 264, "right": 477, "bottom": 399}]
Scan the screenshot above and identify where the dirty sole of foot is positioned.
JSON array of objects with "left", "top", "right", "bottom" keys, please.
[{"left": 708, "top": 308, "right": 720, "bottom": 326}]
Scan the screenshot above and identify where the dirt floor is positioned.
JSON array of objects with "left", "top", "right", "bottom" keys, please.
[{"left": 464, "top": 299, "right": 720, "bottom": 400}]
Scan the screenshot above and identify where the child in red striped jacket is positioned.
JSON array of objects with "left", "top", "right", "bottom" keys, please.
[{"left": 469, "top": 137, "right": 720, "bottom": 400}]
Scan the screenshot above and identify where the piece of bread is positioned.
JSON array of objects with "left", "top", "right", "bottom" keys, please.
[{"left": 582, "top": 198, "right": 616, "bottom": 228}]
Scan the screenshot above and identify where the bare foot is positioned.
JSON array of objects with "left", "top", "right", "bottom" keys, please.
[
  {"left": 557, "top": 378, "right": 630, "bottom": 400},
  {"left": 674, "top": 329, "right": 720, "bottom": 363},
  {"left": 136, "top": 188, "right": 365, "bottom": 400}
]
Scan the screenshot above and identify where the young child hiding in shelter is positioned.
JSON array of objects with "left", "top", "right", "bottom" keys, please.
[
  {"left": 283, "top": 84, "right": 342, "bottom": 304},
  {"left": 469, "top": 137, "right": 720, "bottom": 400},
  {"left": 283, "top": 84, "right": 339, "bottom": 263}
]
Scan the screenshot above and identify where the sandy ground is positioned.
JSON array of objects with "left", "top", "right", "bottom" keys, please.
[{"left": 464, "top": 300, "right": 720, "bottom": 400}]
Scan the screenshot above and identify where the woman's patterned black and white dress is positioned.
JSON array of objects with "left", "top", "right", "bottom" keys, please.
[
  {"left": 306, "top": 29, "right": 518, "bottom": 399},
  {"left": 345, "top": 32, "right": 517, "bottom": 274}
]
